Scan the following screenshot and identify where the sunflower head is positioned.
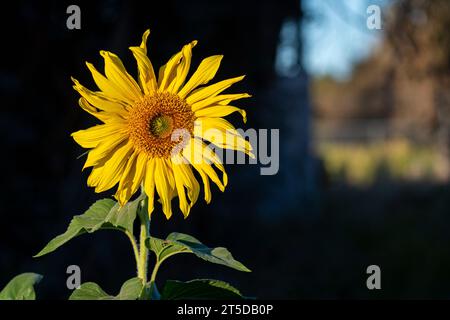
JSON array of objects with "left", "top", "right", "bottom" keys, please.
[{"left": 71, "top": 29, "right": 253, "bottom": 219}]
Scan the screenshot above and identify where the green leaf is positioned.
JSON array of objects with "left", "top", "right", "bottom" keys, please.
[
  {"left": 106, "top": 195, "right": 143, "bottom": 234},
  {"left": 147, "top": 236, "right": 189, "bottom": 262},
  {"left": 34, "top": 199, "right": 114, "bottom": 257},
  {"left": 71, "top": 198, "right": 116, "bottom": 232},
  {"left": 0, "top": 273, "right": 42, "bottom": 300},
  {"left": 35, "top": 195, "right": 144, "bottom": 257},
  {"left": 69, "top": 277, "right": 143, "bottom": 300},
  {"left": 68, "top": 282, "right": 111, "bottom": 300},
  {"left": 147, "top": 232, "right": 251, "bottom": 272},
  {"left": 116, "top": 278, "right": 144, "bottom": 300},
  {"left": 161, "top": 279, "right": 244, "bottom": 300}
]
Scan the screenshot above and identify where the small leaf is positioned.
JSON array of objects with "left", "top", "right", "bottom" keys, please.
[
  {"left": 69, "top": 277, "right": 143, "bottom": 300},
  {"left": 35, "top": 196, "right": 143, "bottom": 257},
  {"left": 161, "top": 279, "right": 244, "bottom": 300},
  {"left": 0, "top": 273, "right": 43, "bottom": 300}
]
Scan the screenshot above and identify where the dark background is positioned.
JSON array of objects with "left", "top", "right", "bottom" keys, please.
[{"left": 1, "top": 0, "right": 450, "bottom": 299}]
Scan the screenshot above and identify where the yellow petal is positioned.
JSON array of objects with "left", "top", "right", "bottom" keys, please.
[
  {"left": 172, "top": 164, "right": 190, "bottom": 217},
  {"left": 77, "top": 98, "right": 115, "bottom": 123},
  {"left": 194, "top": 118, "right": 254, "bottom": 157},
  {"left": 82, "top": 133, "right": 128, "bottom": 169},
  {"left": 129, "top": 47, "right": 157, "bottom": 94},
  {"left": 72, "top": 78, "right": 129, "bottom": 116},
  {"left": 182, "top": 139, "right": 227, "bottom": 191},
  {"left": 158, "top": 54, "right": 182, "bottom": 91},
  {"left": 171, "top": 156, "right": 200, "bottom": 217},
  {"left": 194, "top": 105, "right": 247, "bottom": 123},
  {"left": 193, "top": 162, "right": 226, "bottom": 192},
  {"left": 191, "top": 93, "right": 251, "bottom": 111},
  {"left": 86, "top": 165, "right": 103, "bottom": 187},
  {"left": 158, "top": 41, "right": 197, "bottom": 92},
  {"left": 168, "top": 42, "right": 197, "bottom": 94},
  {"left": 89, "top": 140, "right": 134, "bottom": 193},
  {"left": 71, "top": 123, "right": 124, "bottom": 149},
  {"left": 196, "top": 165, "right": 212, "bottom": 203},
  {"left": 178, "top": 55, "right": 223, "bottom": 98},
  {"left": 115, "top": 150, "right": 148, "bottom": 208},
  {"left": 132, "top": 151, "right": 148, "bottom": 192},
  {"left": 128, "top": 29, "right": 157, "bottom": 94},
  {"left": 100, "top": 50, "right": 143, "bottom": 102},
  {"left": 85, "top": 62, "right": 135, "bottom": 105},
  {"left": 186, "top": 75, "right": 245, "bottom": 105},
  {"left": 154, "top": 158, "right": 174, "bottom": 219},
  {"left": 139, "top": 29, "right": 150, "bottom": 53},
  {"left": 180, "top": 161, "right": 200, "bottom": 204},
  {"left": 144, "top": 158, "right": 156, "bottom": 216},
  {"left": 115, "top": 151, "right": 139, "bottom": 206}
]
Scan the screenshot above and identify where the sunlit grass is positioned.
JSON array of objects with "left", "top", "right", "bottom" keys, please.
[{"left": 317, "top": 139, "right": 442, "bottom": 185}]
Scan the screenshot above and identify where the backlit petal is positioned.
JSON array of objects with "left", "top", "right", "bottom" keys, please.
[
  {"left": 72, "top": 123, "right": 125, "bottom": 149},
  {"left": 178, "top": 55, "right": 223, "bottom": 98},
  {"left": 158, "top": 41, "right": 197, "bottom": 92},
  {"left": 100, "top": 50, "right": 143, "bottom": 101},
  {"left": 186, "top": 75, "right": 245, "bottom": 105},
  {"left": 194, "top": 105, "right": 247, "bottom": 123},
  {"left": 191, "top": 93, "right": 251, "bottom": 111},
  {"left": 72, "top": 78, "right": 129, "bottom": 116},
  {"left": 154, "top": 158, "right": 174, "bottom": 218}
]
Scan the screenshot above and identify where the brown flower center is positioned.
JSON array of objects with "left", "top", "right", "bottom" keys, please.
[{"left": 127, "top": 92, "right": 195, "bottom": 158}]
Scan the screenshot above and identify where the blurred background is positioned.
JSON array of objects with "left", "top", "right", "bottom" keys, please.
[{"left": 1, "top": 0, "right": 449, "bottom": 299}]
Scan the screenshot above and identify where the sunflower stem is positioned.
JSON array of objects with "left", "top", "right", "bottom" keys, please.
[{"left": 137, "top": 200, "right": 150, "bottom": 284}]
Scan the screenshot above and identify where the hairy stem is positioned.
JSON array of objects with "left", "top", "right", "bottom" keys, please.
[
  {"left": 137, "top": 218, "right": 149, "bottom": 283},
  {"left": 124, "top": 230, "right": 140, "bottom": 270}
]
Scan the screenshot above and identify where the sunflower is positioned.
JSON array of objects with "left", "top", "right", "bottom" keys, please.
[{"left": 71, "top": 30, "right": 253, "bottom": 219}]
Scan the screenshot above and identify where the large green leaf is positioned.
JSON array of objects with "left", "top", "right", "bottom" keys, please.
[
  {"left": 35, "top": 195, "right": 144, "bottom": 257},
  {"left": 0, "top": 273, "right": 42, "bottom": 300},
  {"left": 69, "top": 277, "right": 143, "bottom": 300},
  {"left": 161, "top": 279, "right": 244, "bottom": 300},
  {"left": 147, "top": 232, "right": 251, "bottom": 272}
]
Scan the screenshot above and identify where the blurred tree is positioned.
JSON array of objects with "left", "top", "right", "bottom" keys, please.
[
  {"left": 312, "top": 0, "right": 450, "bottom": 180},
  {"left": 384, "top": 0, "right": 450, "bottom": 179}
]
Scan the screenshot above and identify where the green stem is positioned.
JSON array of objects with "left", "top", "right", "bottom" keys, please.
[
  {"left": 137, "top": 218, "right": 149, "bottom": 283},
  {"left": 149, "top": 260, "right": 160, "bottom": 285},
  {"left": 124, "top": 230, "right": 140, "bottom": 270},
  {"left": 149, "top": 251, "right": 186, "bottom": 285}
]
